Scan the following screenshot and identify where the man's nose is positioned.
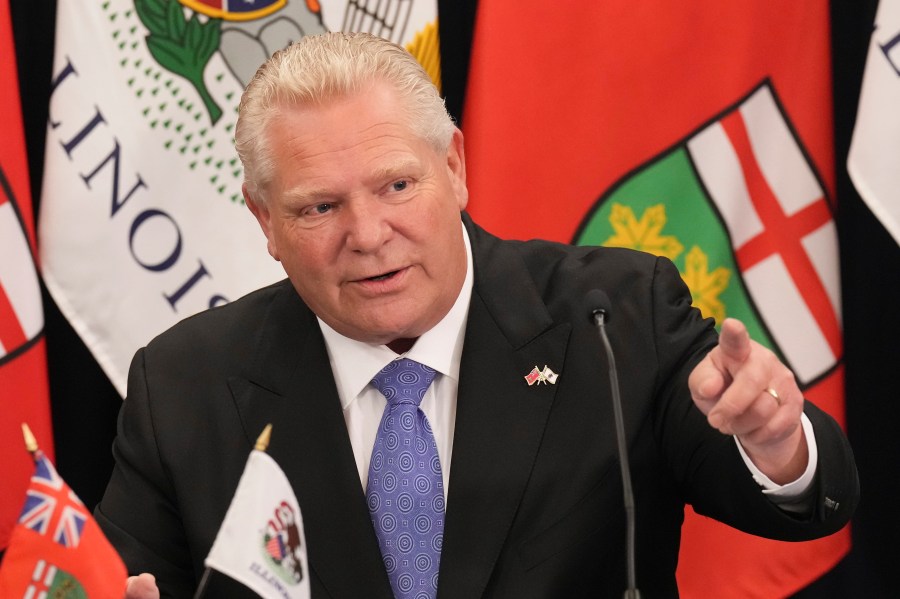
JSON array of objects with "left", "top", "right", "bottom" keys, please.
[{"left": 344, "top": 198, "right": 390, "bottom": 253}]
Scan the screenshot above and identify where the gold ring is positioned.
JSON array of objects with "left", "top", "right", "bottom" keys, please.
[{"left": 764, "top": 387, "right": 781, "bottom": 405}]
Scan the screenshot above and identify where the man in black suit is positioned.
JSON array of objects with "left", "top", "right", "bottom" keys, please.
[{"left": 100, "top": 32, "right": 858, "bottom": 598}]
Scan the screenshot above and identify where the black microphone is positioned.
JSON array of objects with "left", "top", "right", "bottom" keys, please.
[{"left": 585, "top": 290, "right": 640, "bottom": 599}]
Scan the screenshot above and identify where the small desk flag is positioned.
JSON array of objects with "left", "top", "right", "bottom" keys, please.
[
  {"left": 0, "top": 425, "right": 128, "bottom": 597},
  {"left": 203, "top": 425, "right": 310, "bottom": 599}
]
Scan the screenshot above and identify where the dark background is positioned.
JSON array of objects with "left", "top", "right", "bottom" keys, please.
[{"left": 9, "top": 0, "right": 899, "bottom": 595}]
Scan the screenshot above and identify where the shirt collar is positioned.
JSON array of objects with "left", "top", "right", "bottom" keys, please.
[{"left": 318, "top": 224, "right": 474, "bottom": 410}]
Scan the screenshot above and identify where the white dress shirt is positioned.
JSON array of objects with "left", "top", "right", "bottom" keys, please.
[
  {"left": 317, "top": 226, "right": 816, "bottom": 504},
  {"left": 319, "top": 225, "right": 474, "bottom": 497}
]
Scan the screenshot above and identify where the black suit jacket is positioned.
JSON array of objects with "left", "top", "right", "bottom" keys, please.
[{"left": 97, "top": 214, "right": 858, "bottom": 598}]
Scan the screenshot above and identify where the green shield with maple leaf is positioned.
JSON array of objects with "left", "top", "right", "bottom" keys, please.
[
  {"left": 573, "top": 134, "right": 777, "bottom": 352},
  {"left": 574, "top": 81, "right": 841, "bottom": 391}
]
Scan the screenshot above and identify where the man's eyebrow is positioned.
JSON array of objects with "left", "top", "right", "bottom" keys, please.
[
  {"left": 281, "top": 187, "right": 332, "bottom": 203},
  {"left": 280, "top": 158, "right": 424, "bottom": 202},
  {"left": 369, "top": 158, "right": 422, "bottom": 182}
]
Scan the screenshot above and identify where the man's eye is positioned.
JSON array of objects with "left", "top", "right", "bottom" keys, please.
[
  {"left": 391, "top": 181, "right": 408, "bottom": 192},
  {"left": 307, "top": 203, "right": 332, "bottom": 215}
]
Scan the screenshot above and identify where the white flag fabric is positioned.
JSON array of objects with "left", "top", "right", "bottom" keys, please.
[
  {"left": 38, "top": 0, "right": 440, "bottom": 395},
  {"left": 848, "top": 0, "right": 900, "bottom": 246},
  {"left": 205, "top": 450, "right": 310, "bottom": 599}
]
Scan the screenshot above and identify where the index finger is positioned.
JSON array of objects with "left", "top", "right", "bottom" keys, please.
[{"left": 716, "top": 318, "right": 751, "bottom": 374}]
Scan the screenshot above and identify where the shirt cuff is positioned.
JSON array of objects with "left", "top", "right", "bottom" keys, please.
[{"left": 734, "top": 413, "right": 818, "bottom": 502}]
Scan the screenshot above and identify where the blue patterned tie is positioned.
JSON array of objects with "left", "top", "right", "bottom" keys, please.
[{"left": 367, "top": 359, "right": 444, "bottom": 599}]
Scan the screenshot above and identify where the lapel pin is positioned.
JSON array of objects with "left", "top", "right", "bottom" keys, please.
[{"left": 525, "top": 365, "right": 559, "bottom": 386}]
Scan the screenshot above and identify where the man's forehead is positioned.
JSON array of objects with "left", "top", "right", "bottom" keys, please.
[
  {"left": 269, "top": 89, "right": 414, "bottom": 143},
  {"left": 280, "top": 152, "right": 430, "bottom": 201}
]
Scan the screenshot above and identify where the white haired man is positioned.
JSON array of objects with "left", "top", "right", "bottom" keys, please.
[{"left": 101, "top": 32, "right": 858, "bottom": 599}]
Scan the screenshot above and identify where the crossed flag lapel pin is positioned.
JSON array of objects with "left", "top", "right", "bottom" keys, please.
[{"left": 524, "top": 365, "right": 559, "bottom": 386}]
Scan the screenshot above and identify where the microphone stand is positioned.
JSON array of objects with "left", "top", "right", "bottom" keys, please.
[{"left": 591, "top": 308, "right": 640, "bottom": 599}]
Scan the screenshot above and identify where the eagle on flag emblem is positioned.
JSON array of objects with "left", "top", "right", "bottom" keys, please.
[{"left": 261, "top": 500, "right": 304, "bottom": 585}]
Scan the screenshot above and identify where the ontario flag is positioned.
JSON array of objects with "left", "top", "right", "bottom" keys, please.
[
  {"left": 0, "top": 0, "right": 54, "bottom": 552},
  {"left": 462, "top": 1, "right": 846, "bottom": 597},
  {"left": 0, "top": 446, "right": 128, "bottom": 597}
]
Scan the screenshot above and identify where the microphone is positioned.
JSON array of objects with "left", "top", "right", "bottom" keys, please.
[{"left": 585, "top": 290, "right": 640, "bottom": 599}]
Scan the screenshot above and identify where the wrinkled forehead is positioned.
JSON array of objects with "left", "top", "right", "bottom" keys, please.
[{"left": 264, "top": 83, "right": 436, "bottom": 180}]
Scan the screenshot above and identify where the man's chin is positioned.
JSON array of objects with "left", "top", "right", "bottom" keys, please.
[
  {"left": 326, "top": 318, "right": 424, "bottom": 347},
  {"left": 318, "top": 301, "right": 446, "bottom": 345}
]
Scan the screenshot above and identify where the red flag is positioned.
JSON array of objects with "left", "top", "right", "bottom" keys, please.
[
  {"left": 463, "top": 2, "right": 847, "bottom": 597},
  {"left": 0, "top": 0, "right": 54, "bottom": 551},
  {"left": 0, "top": 446, "right": 128, "bottom": 596}
]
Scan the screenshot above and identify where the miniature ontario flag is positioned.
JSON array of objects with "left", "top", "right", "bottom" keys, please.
[
  {"left": 201, "top": 425, "right": 310, "bottom": 599},
  {"left": 0, "top": 424, "right": 128, "bottom": 598}
]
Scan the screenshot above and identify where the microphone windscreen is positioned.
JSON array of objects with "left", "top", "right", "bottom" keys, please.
[{"left": 584, "top": 288, "right": 612, "bottom": 323}]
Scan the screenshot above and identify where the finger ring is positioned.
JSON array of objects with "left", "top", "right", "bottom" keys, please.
[{"left": 764, "top": 387, "right": 781, "bottom": 405}]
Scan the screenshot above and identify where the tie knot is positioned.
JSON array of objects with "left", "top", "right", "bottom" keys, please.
[{"left": 371, "top": 359, "right": 437, "bottom": 407}]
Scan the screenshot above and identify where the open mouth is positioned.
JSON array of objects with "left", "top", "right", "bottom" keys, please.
[{"left": 365, "top": 269, "right": 400, "bottom": 282}]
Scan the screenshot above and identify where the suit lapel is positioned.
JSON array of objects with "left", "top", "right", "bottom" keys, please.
[
  {"left": 227, "top": 285, "right": 393, "bottom": 599},
  {"left": 439, "top": 219, "right": 572, "bottom": 598}
]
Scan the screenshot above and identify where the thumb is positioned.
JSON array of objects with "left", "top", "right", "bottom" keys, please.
[{"left": 125, "top": 574, "right": 159, "bottom": 599}]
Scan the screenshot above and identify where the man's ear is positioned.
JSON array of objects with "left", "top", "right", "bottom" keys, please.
[
  {"left": 446, "top": 128, "right": 468, "bottom": 211},
  {"left": 243, "top": 183, "right": 281, "bottom": 262}
]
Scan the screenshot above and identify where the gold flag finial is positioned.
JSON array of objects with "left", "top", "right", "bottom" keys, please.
[
  {"left": 255, "top": 424, "right": 272, "bottom": 452},
  {"left": 21, "top": 423, "right": 39, "bottom": 454}
]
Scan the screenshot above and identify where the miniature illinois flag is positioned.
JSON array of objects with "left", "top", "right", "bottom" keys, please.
[
  {"left": 203, "top": 425, "right": 310, "bottom": 599},
  {"left": 0, "top": 430, "right": 127, "bottom": 597}
]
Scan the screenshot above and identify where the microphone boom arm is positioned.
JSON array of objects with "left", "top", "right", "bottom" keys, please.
[{"left": 590, "top": 302, "right": 641, "bottom": 599}]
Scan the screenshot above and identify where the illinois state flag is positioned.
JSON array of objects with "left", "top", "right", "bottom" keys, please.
[
  {"left": 0, "top": 0, "right": 54, "bottom": 552},
  {"left": 38, "top": 0, "right": 439, "bottom": 396},
  {"left": 0, "top": 448, "right": 128, "bottom": 597},
  {"left": 463, "top": 2, "right": 845, "bottom": 597},
  {"left": 204, "top": 428, "right": 310, "bottom": 599}
]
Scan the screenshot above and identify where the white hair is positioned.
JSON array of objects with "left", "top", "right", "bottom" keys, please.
[{"left": 235, "top": 32, "right": 455, "bottom": 205}]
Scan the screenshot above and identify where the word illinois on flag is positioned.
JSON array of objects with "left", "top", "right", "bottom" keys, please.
[
  {"left": 0, "top": 431, "right": 127, "bottom": 597},
  {"left": 38, "top": 0, "right": 439, "bottom": 396}
]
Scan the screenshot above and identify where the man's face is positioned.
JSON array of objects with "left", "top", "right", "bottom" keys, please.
[{"left": 246, "top": 81, "right": 469, "bottom": 345}]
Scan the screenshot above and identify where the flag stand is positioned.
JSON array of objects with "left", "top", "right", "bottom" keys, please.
[{"left": 192, "top": 568, "right": 211, "bottom": 599}]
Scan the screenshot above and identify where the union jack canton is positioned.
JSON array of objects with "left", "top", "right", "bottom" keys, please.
[{"left": 16, "top": 452, "right": 88, "bottom": 548}]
